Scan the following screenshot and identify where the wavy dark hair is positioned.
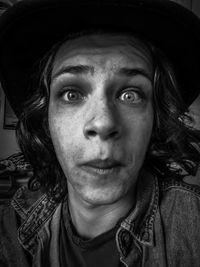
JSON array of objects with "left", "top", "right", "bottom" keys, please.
[{"left": 16, "top": 30, "right": 200, "bottom": 201}]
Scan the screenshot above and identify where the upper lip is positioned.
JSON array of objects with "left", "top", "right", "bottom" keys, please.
[{"left": 81, "top": 159, "right": 123, "bottom": 169}]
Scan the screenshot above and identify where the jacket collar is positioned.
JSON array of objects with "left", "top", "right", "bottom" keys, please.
[
  {"left": 11, "top": 170, "right": 159, "bottom": 255},
  {"left": 11, "top": 186, "right": 59, "bottom": 254},
  {"left": 117, "top": 171, "right": 159, "bottom": 248}
]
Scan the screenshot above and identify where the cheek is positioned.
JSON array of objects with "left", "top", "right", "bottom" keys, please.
[
  {"left": 48, "top": 110, "right": 83, "bottom": 165},
  {"left": 125, "top": 107, "right": 154, "bottom": 161},
  {"left": 49, "top": 104, "right": 81, "bottom": 142}
]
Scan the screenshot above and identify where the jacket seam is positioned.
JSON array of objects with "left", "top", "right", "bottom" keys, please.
[{"left": 162, "top": 186, "right": 200, "bottom": 198}]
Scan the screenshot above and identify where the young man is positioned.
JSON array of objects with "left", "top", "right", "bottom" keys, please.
[{"left": 0, "top": 0, "right": 200, "bottom": 266}]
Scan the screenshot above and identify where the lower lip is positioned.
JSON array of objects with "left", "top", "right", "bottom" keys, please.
[{"left": 81, "top": 165, "right": 121, "bottom": 176}]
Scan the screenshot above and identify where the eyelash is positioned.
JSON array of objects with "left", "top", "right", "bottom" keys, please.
[
  {"left": 118, "top": 88, "right": 145, "bottom": 104},
  {"left": 58, "top": 87, "right": 145, "bottom": 104},
  {"left": 61, "top": 89, "right": 84, "bottom": 102}
]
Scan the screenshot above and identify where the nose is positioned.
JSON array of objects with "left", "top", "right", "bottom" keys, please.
[{"left": 83, "top": 100, "right": 122, "bottom": 140}]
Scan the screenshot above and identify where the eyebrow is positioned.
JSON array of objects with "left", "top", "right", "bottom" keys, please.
[
  {"left": 52, "top": 65, "right": 94, "bottom": 80},
  {"left": 52, "top": 64, "right": 152, "bottom": 82},
  {"left": 117, "top": 67, "right": 152, "bottom": 81}
]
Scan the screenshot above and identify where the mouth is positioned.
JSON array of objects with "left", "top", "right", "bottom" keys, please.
[{"left": 80, "top": 159, "right": 124, "bottom": 175}]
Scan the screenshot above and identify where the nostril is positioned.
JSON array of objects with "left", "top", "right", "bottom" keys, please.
[
  {"left": 87, "top": 130, "right": 97, "bottom": 137},
  {"left": 84, "top": 125, "right": 120, "bottom": 140},
  {"left": 110, "top": 130, "right": 119, "bottom": 139}
]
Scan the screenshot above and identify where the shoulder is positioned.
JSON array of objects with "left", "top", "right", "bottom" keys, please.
[
  {"left": 11, "top": 186, "right": 44, "bottom": 219},
  {"left": 158, "top": 179, "right": 200, "bottom": 246},
  {"left": 0, "top": 202, "right": 19, "bottom": 248},
  {"left": 0, "top": 202, "right": 32, "bottom": 267},
  {"left": 0, "top": 202, "right": 19, "bottom": 264},
  {"left": 0, "top": 187, "right": 51, "bottom": 266},
  {"left": 159, "top": 179, "right": 200, "bottom": 218},
  {"left": 155, "top": 179, "right": 200, "bottom": 264},
  {"left": 0, "top": 187, "right": 44, "bottom": 235},
  {"left": 0, "top": 201, "right": 18, "bottom": 229},
  {"left": 160, "top": 178, "right": 200, "bottom": 210},
  {"left": 0, "top": 201, "right": 16, "bottom": 226}
]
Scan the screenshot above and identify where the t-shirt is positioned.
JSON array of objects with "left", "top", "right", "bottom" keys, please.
[{"left": 59, "top": 207, "right": 121, "bottom": 267}]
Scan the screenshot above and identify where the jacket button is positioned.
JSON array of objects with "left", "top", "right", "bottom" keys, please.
[
  {"left": 121, "top": 230, "right": 132, "bottom": 253},
  {"left": 142, "top": 232, "right": 149, "bottom": 241}
]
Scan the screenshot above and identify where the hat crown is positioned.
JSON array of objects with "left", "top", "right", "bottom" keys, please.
[{"left": 0, "top": 0, "right": 199, "bottom": 116}]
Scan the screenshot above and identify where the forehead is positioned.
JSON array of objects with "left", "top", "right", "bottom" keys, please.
[{"left": 52, "top": 34, "right": 153, "bottom": 76}]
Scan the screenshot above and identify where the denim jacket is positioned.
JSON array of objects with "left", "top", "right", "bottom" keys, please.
[{"left": 1, "top": 172, "right": 200, "bottom": 267}]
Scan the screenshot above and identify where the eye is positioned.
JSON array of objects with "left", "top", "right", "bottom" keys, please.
[
  {"left": 62, "top": 89, "right": 84, "bottom": 103},
  {"left": 119, "top": 89, "right": 143, "bottom": 104}
]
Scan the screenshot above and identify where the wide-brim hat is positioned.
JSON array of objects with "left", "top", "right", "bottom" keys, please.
[{"left": 0, "top": 0, "right": 200, "bottom": 116}]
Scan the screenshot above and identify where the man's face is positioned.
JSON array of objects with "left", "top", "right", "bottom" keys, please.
[{"left": 48, "top": 34, "right": 154, "bottom": 206}]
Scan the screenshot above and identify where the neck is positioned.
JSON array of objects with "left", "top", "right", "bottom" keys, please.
[{"left": 66, "top": 186, "right": 136, "bottom": 239}]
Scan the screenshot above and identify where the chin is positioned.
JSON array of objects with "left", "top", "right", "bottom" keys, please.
[{"left": 79, "top": 186, "right": 128, "bottom": 206}]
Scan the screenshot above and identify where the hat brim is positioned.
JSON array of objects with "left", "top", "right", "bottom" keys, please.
[{"left": 0, "top": 0, "right": 200, "bottom": 116}]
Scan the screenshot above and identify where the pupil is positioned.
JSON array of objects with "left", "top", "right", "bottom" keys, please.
[
  {"left": 70, "top": 92, "right": 77, "bottom": 99},
  {"left": 126, "top": 93, "right": 132, "bottom": 100}
]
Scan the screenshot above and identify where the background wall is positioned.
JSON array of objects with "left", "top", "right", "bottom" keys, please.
[
  {"left": 0, "top": 85, "right": 19, "bottom": 159},
  {"left": 0, "top": 0, "right": 20, "bottom": 159}
]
